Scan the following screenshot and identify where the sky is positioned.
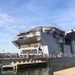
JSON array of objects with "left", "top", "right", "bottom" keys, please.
[{"left": 0, "top": 0, "right": 75, "bottom": 53}]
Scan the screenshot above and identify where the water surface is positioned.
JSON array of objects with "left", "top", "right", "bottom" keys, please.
[{"left": 0, "top": 62, "right": 75, "bottom": 75}]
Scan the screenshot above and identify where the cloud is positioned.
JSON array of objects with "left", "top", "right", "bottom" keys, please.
[
  {"left": 0, "top": 12, "right": 14, "bottom": 27},
  {"left": 43, "top": 0, "right": 75, "bottom": 30}
]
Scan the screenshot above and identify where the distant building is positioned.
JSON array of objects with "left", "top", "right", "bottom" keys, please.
[
  {"left": 12, "top": 53, "right": 19, "bottom": 58},
  {"left": 12, "top": 26, "right": 75, "bottom": 58},
  {"left": 0, "top": 53, "right": 2, "bottom": 58}
]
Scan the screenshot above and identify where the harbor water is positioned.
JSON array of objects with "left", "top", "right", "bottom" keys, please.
[{"left": 0, "top": 61, "right": 75, "bottom": 75}]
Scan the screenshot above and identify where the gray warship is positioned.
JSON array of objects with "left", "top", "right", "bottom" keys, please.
[{"left": 12, "top": 26, "right": 75, "bottom": 62}]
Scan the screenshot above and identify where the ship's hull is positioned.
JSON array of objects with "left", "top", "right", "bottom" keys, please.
[{"left": 49, "top": 57, "right": 75, "bottom": 63}]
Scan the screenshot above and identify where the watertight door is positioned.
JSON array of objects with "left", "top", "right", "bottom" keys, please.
[{"left": 42, "top": 45, "right": 49, "bottom": 57}]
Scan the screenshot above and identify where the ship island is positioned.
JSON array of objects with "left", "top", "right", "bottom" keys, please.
[{"left": 12, "top": 26, "right": 75, "bottom": 60}]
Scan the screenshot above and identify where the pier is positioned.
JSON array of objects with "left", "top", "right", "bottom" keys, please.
[
  {"left": 54, "top": 67, "right": 75, "bottom": 75},
  {"left": 1, "top": 60, "right": 47, "bottom": 70}
]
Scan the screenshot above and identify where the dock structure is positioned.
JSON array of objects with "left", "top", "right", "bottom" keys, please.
[
  {"left": 2, "top": 65, "right": 15, "bottom": 70},
  {"left": 2, "top": 60, "right": 47, "bottom": 70},
  {"left": 54, "top": 67, "right": 75, "bottom": 75}
]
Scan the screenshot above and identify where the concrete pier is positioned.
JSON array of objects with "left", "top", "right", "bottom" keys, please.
[
  {"left": 2, "top": 65, "right": 15, "bottom": 70},
  {"left": 54, "top": 67, "right": 75, "bottom": 75},
  {"left": 2, "top": 60, "right": 47, "bottom": 70}
]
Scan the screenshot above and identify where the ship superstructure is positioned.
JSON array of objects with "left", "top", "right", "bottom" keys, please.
[{"left": 12, "top": 26, "right": 75, "bottom": 58}]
